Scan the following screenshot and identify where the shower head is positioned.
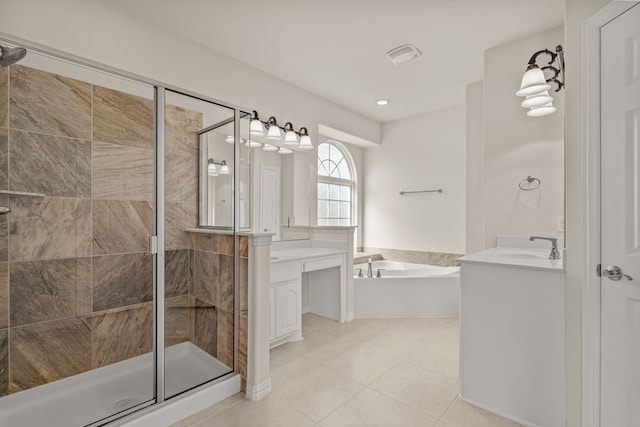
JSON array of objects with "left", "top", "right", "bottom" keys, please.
[{"left": 0, "top": 45, "right": 27, "bottom": 67}]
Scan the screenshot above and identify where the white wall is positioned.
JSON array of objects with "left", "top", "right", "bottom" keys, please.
[
  {"left": 363, "top": 106, "right": 466, "bottom": 254},
  {"left": 0, "top": 0, "right": 380, "bottom": 158},
  {"left": 483, "top": 26, "right": 565, "bottom": 248},
  {"left": 465, "top": 81, "right": 485, "bottom": 254}
]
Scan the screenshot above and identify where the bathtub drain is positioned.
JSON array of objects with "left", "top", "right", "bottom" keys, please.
[{"left": 114, "top": 397, "right": 141, "bottom": 412}]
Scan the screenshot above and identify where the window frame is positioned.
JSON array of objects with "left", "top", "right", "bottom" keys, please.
[{"left": 317, "top": 141, "right": 357, "bottom": 228}]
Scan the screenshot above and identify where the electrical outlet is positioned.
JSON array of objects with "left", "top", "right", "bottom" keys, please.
[{"left": 557, "top": 215, "right": 565, "bottom": 232}]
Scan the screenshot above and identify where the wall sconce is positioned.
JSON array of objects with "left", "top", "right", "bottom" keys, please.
[
  {"left": 208, "top": 159, "right": 229, "bottom": 176},
  {"left": 516, "top": 44, "right": 564, "bottom": 117},
  {"left": 249, "top": 110, "right": 314, "bottom": 151}
]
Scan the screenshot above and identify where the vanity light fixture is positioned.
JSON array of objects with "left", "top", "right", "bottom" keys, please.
[
  {"left": 208, "top": 159, "right": 230, "bottom": 176},
  {"left": 516, "top": 44, "right": 564, "bottom": 117},
  {"left": 278, "top": 147, "right": 293, "bottom": 154},
  {"left": 207, "top": 159, "right": 218, "bottom": 176},
  {"left": 247, "top": 110, "right": 314, "bottom": 151}
]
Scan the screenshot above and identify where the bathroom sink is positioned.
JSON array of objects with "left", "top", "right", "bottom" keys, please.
[{"left": 499, "top": 252, "right": 545, "bottom": 260}]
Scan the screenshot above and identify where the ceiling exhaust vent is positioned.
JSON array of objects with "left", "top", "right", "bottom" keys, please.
[{"left": 386, "top": 44, "right": 422, "bottom": 66}]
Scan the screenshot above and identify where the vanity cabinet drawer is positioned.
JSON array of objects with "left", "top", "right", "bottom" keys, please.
[
  {"left": 270, "top": 261, "right": 300, "bottom": 284},
  {"left": 302, "top": 255, "right": 343, "bottom": 273}
]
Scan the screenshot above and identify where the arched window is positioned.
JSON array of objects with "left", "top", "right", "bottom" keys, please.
[{"left": 317, "top": 141, "right": 356, "bottom": 226}]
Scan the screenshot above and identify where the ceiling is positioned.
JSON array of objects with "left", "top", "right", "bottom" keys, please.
[{"left": 104, "top": 0, "right": 564, "bottom": 123}]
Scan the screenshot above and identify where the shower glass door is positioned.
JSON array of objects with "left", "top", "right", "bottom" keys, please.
[
  {"left": 162, "top": 90, "right": 238, "bottom": 399},
  {"left": 0, "top": 47, "right": 156, "bottom": 426}
]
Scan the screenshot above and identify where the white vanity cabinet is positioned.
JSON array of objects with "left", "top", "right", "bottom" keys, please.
[{"left": 269, "top": 260, "right": 302, "bottom": 348}]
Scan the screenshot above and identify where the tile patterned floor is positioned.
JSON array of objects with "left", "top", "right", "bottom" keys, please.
[{"left": 173, "top": 314, "right": 522, "bottom": 427}]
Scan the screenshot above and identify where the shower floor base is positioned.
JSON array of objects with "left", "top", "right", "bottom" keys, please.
[{"left": 0, "top": 342, "right": 233, "bottom": 427}]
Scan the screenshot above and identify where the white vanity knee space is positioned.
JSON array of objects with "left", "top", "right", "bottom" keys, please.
[{"left": 269, "top": 241, "right": 348, "bottom": 349}]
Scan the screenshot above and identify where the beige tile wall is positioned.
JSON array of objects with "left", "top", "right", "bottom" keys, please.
[{"left": 0, "top": 64, "right": 248, "bottom": 399}]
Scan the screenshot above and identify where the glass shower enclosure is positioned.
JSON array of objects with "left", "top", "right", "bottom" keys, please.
[{"left": 0, "top": 39, "right": 249, "bottom": 426}]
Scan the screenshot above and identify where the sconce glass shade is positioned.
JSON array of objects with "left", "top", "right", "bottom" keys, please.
[
  {"left": 278, "top": 147, "right": 293, "bottom": 154},
  {"left": 245, "top": 140, "right": 262, "bottom": 148},
  {"left": 521, "top": 90, "right": 553, "bottom": 108},
  {"left": 207, "top": 159, "right": 218, "bottom": 176},
  {"left": 284, "top": 131, "right": 298, "bottom": 145},
  {"left": 250, "top": 110, "right": 264, "bottom": 135},
  {"left": 225, "top": 135, "right": 234, "bottom": 144},
  {"left": 527, "top": 101, "right": 557, "bottom": 117},
  {"left": 267, "top": 122, "right": 282, "bottom": 140},
  {"left": 263, "top": 144, "right": 278, "bottom": 152},
  {"left": 297, "top": 127, "right": 313, "bottom": 150},
  {"left": 219, "top": 160, "right": 230, "bottom": 175},
  {"left": 516, "top": 67, "right": 551, "bottom": 97}
]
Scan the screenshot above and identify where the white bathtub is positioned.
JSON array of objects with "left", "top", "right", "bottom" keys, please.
[
  {"left": 0, "top": 342, "right": 240, "bottom": 427},
  {"left": 354, "top": 261, "right": 460, "bottom": 318}
]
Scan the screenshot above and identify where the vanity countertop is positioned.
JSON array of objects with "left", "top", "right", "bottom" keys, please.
[
  {"left": 270, "top": 246, "right": 346, "bottom": 264},
  {"left": 459, "top": 247, "right": 564, "bottom": 272}
]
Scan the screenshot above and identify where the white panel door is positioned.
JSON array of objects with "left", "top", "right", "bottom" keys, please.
[
  {"left": 260, "top": 165, "right": 281, "bottom": 240},
  {"left": 601, "top": 4, "right": 640, "bottom": 426}
]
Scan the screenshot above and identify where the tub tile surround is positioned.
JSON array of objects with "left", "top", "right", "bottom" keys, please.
[
  {"left": 361, "top": 247, "right": 463, "bottom": 267},
  {"left": 92, "top": 199, "right": 152, "bottom": 255}
]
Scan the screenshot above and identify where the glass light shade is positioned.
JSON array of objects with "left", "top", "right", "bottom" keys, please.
[
  {"left": 250, "top": 118, "right": 264, "bottom": 134},
  {"left": 516, "top": 67, "right": 551, "bottom": 97},
  {"left": 245, "top": 140, "right": 262, "bottom": 148},
  {"left": 225, "top": 135, "right": 234, "bottom": 144},
  {"left": 207, "top": 161, "right": 218, "bottom": 176},
  {"left": 267, "top": 124, "right": 282, "bottom": 140},
  {"left": 298, "top": 134, "right": 313, "bottom": 150},
  {"left": 263, "top": 144, "right": 278, "bottom": 152},
  {"left": 278, "top": 147, "right": 293, "bottom": 154},
  {"left": 527, "top": 101, "right": 557, "bottom": 117},
  {"left": 521, "top": 91, "right": 553, "bottom": 108},
  {"left": 219, "top": 161, "right": 230, "bottom": 175},
  {"left": 284, "top": 130, "right": 298, "bottom": 145}
]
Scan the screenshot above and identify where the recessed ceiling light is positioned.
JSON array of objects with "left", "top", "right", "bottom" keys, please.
[{"left": 376, "top": 99, "right": 390, "bottom": 106}]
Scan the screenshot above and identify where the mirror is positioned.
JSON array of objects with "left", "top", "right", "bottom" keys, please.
[{"left": 199, "top": 120, "right": 311, "bottom": 240}]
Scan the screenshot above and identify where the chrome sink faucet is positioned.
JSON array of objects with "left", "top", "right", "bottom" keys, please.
[{"left": 529, "top": 236, "right": 561, "bottom": 260}]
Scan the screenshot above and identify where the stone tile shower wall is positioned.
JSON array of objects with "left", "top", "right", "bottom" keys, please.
[{"left": 0, "top": 64, "right": 248, "bottom": 397}]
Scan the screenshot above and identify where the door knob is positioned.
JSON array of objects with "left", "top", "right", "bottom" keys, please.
[{"left": 602, "top": 265, "right": 633, "bottom": 281}]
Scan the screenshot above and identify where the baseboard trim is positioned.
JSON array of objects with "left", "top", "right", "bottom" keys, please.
[
  {"left": 459, "top": 395, "right": 541, "bottom": 427},
  {"left": 302, "top": 305, "right": 311, "bottom": 314},
  {"left": 245, "top": 378, "right": 272, "bottom": 401},
  {"left": 345, "top": 311, "right": 355, "bottom": 322}
]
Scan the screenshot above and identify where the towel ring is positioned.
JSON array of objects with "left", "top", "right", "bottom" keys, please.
[{"left": 519, "top": 176, "right": 541, "bottom": 191}]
